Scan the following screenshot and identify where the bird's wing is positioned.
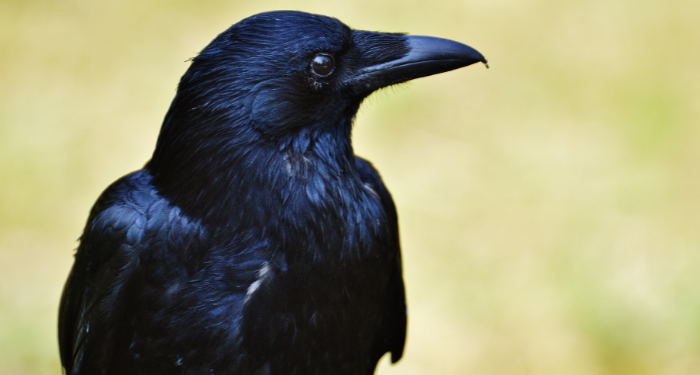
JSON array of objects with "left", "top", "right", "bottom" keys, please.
[
  {"left": 354, "top": 157, "right": 407, "bottom": 367},
  {"left": 58, "top": 169, "right": 188, "bottom": 374},
  {"left": 59, "top": 170, "right": 152, "bottom": 373},
  {"left": 59, "top": 170, "right": 259, "bottom": 374}
]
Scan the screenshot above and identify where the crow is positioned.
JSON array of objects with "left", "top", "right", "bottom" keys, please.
[{"left": 58, "top": 11, "right": 486, "bottom": 375}]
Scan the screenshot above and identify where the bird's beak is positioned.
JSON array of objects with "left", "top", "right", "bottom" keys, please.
[{"left": 347, "top": 35, "right": 487, "bottom": 95}]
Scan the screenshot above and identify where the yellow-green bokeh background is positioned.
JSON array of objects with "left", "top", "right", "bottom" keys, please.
[{"left": 2, "top": 0, "right": 700, "bottom": 374}]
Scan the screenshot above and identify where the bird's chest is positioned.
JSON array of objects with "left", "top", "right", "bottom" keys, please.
[
  {"left": 238, "top": 212, "right": 392, "bottom": 373},
  {"left": 238, "top": 177, "right": 393, "bottom": 346}
]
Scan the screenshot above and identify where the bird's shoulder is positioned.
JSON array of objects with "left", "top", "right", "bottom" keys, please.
[{"left": 84, "top": 169, "right": 196, "bottom": 245}]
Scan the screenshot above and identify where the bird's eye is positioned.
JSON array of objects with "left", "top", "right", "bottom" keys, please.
[{"left": 311, "top": 54, "right": 334, "bottom": 77}]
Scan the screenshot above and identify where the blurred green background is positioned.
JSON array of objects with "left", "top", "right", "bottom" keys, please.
[{"left": 2, "top": 0, "right": 700, "bottom": 374}]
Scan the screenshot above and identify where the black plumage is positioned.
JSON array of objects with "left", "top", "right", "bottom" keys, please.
[{"left": 58, "top": 11, "right": 486, "bottom": 375}]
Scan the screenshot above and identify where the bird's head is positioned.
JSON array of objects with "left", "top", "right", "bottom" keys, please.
[
  {"left": 151, "top": 11, "right": 485, "bottom": 157},
  {"left": 148, "top": 11, "right": 485, "bottom": 216}
]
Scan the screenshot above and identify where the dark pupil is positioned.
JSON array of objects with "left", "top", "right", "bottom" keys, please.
[{"left": 311, "top": 55, "right": 334, "bottom": 76}]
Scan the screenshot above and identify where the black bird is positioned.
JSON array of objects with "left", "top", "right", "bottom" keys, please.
[{"left": 58, "top": 11, "right": 486, "bottom": 375}]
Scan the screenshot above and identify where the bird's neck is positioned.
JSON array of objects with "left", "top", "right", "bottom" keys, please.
[{"left": 147, "top": 117, "right": 362, "bottom": 228}]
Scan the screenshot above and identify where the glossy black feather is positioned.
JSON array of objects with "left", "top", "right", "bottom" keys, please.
[{"left": 59, "top": 10, "right": 485, "bottom": 375}]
